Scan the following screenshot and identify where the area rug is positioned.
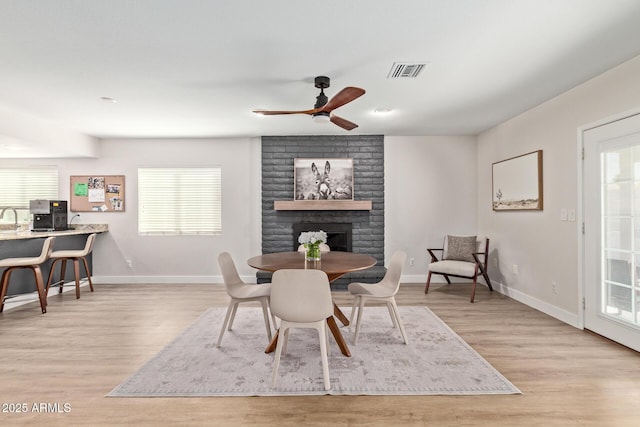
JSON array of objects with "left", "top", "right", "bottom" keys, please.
[{"left": 108, "top": 306, "right": 520, "bottom": 396}]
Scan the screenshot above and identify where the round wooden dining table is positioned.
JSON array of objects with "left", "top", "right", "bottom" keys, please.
[{"left": 247, "top": 251, "right": 377, "bottom": 357}]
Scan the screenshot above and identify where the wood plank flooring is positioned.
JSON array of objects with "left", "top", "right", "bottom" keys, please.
[{"left": 1, "top": 282, "right": 639, "bottom": 426}]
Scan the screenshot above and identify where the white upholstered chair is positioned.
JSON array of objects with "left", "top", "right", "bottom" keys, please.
[
  {"left": 270, "top": 269, "right": 334, "bottom": 390},
  {"left": 46, "top": 233, "right": 96, "bottom": 299},
  {"left": 424, "top": 235, "right": 493, "bottom": 303},
  {"left": 216, "top": 252, "right": 277, "bottom": 347},
  {"left": 348, "top": 250, "right": 408, "bottom": 345},
  {"left": 297, "top": 243, "right": 331, "bottom": 253},
  {"left": 0, "top": 236, "right": 55, "bottom": 314}
]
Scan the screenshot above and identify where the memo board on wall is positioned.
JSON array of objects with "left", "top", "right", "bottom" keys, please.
[{"left": 70, "top": 175, "right": 125, "bottom": 212}]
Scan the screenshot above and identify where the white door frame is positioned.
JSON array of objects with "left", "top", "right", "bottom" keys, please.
[{"left": 577, "top": 107, "right": 640, "bottom": 331}]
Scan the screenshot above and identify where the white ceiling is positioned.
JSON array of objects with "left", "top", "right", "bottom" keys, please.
[{"left": 2, "top": 0, "right": 640, "bottom": 151}]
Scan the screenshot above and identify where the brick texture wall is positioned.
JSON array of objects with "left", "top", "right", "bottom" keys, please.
[{"left": 261, "top": 135, "right": 384, "bottom": 266}]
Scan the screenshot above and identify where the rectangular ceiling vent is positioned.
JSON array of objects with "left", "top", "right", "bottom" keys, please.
[{"left": 387, "top": 62, "right": 427, "bottom": 79}]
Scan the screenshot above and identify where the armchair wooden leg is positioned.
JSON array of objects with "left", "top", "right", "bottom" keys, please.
[
  {"left": 470, "top": 276, "right": 477, "bottom": 303},
  {"left": 480, "top": 266, "right": 493, "bottom": 291},
  {"left": 424, "top": 272, "right": 432, "bottom": 294}
]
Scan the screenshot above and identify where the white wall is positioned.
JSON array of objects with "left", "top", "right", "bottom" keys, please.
[
  {"left": 2, "top": 135, "right": 479, "bottom": 285},
  {"left": 477, "top": 54, "right": 640, "bottom": 326},
  {"left": 0, "top": 105, "right": 99, "bottom": 158},
  {"left": 0, "top": 137, "right": 263, "bottom": 283},
  {"left": 385, "top": 136, "right": 478, "bottom": 281}
]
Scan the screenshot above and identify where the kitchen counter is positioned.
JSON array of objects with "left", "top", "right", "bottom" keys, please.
[
  {"left": 0, "top": 224, "right": 108, "bottom": 307},
  {"left": 0, "top": 224, "right": 108, "bottom": 241}
]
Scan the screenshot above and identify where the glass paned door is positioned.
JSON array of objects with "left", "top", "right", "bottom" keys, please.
[{"left": 583, "top": 113, "right": 640, "bottom": 352}]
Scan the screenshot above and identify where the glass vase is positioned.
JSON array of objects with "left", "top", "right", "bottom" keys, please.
[{"left": 305, "top": 243, "right": 321, "bottom": 261}]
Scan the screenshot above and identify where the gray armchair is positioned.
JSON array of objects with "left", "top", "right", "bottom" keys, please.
[{"left": 424, "top": 235, "right": 493, "bottom": 303}]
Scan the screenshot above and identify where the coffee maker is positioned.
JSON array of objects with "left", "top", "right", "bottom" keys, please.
[{"left": 30, "top": 200, "right": 68, "bottom": 231}]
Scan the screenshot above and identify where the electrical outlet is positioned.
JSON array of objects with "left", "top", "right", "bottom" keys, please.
[
  {"left": 552, "top": 281, "right": 557, "bottom": 294},
  {"left": 126, "top": 259, "right": 133, "bottom": 268},
  {"left": 512, "top": 264, "right": 519, "bottom": 275},
  {"left": 409, "top": 258, "right": 415, "bottom": 266}
]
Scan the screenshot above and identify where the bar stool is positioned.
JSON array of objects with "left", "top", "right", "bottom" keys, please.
[
  {"left": 0, "top": 236, "right": 56, "bottom": 314},
  {"left": 46, "top": 233, "right": 96, "bottom": 299}
]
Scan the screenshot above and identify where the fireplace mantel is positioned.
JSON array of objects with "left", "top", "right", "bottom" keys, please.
[{"left": 274, "top": 200, "right": 372, "bottom": 211}]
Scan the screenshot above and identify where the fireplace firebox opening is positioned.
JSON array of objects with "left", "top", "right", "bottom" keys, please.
[{"left": 292, "top": 223, "right": 352, "bottom": 252}]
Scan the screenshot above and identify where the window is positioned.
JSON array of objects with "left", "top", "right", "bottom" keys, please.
[
  {"left": 138, "top": 168, "right": 222, "bottom": 235},
  {"left": 0, "top": 166, "right": 58, "bottom": 225}
]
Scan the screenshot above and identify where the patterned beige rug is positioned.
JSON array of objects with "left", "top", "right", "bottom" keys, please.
[{"left": 108, "top": 306, "right": 520, "bottom": 396}]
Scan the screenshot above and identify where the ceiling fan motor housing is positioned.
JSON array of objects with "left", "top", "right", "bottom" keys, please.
[{"left": 314, "top": 92, "right": 328, "bottom": 109}]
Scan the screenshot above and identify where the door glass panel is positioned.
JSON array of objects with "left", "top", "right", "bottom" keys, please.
[
  {"left": 605, "top": 283, "right": 632, "bottom": 317},
  {"left": 604, "top": 182, "right": 632, "bottom": 216},
  {"left": 604, "top": 250, "right": 631, "bottom": 285},
  {"left": 604, "top": 217, "right": 632, "bottom": 251},
  {"left": 600, "top": 145, "right": 638, "bottom": 327},
  {"left": 636, "top": 182, "right": 640, "bottom": 222}
]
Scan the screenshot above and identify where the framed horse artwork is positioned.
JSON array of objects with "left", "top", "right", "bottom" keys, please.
[{"left": 294, "top": 158, "right": 354, "bottom": 200}]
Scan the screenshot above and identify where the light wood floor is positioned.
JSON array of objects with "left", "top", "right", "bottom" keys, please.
[{"left": 1, "top": 282, "right": 639, "bottom": 426}]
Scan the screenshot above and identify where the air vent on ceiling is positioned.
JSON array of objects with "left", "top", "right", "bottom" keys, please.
[{"left": 387, "top": 62, "right": 427, "bottom": 79}]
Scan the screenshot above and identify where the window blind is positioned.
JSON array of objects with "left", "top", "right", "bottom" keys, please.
[
  {"left": 0, "top": 166, "right": 58, "bottom": 223},
  {"left": 138, "top": 168, "right": 222, "bottom": 235}
]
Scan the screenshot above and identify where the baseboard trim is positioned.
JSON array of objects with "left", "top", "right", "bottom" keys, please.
[
  {"left": 493, "top": 281, "right": 580, "bottom": 328},
  {"left": 92, "top": 275, "right": 247, "bottom": 284},
  {"left": 401, "top": 274, "right": 580, "bottom": 328}
]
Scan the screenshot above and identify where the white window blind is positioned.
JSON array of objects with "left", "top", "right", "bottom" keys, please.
[
  {"left": 0, "top": 166, "right": 58, "bottom": 223},
  {"left": 138, "top": 168, "right": 222, "bottom": 235}
]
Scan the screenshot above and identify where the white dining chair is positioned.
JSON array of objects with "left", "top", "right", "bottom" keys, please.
[
  {"left": 270, "top": 269, "right": 334, "bottom": 390},
  {"left": 216, "top": 252, "right": 277, "bottom": 347},
  {"left": 348, "top": 250, "right": 408, "bottom": 345}
]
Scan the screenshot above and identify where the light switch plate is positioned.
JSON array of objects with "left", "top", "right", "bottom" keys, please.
[
  {"left": 568, "top": 209, "right": 576, "bottom": 221},
  {"left": 560, "top": 208, "right": 568, "bottom": 221}
]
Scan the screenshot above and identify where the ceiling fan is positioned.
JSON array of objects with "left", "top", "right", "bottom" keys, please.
[{"left": 253, "top": 76, "right": 365, "bottom": 131}]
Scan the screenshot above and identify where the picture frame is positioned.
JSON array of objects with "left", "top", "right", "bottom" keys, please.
[
  {"left": 492, "top": 150, "right": 543, "bottom": 211},
  {"left": 294, "top": 158, "right": 354, "bottom": 200}
]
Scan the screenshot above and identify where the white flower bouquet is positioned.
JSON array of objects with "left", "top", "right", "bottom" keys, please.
[
  {"left": 298, "top": 230, "right": 327, "bottom": 245},
  {"left": 298, "top": 230, "right": 327, "bottom": 261}
]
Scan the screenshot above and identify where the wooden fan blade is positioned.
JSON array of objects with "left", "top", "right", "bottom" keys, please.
[
  {"left": 330, "top": 114, "right": 358, "bottom": 131},
  {"left": 253, "top": 108, "right": 318, "bottom": 116},
  {"left": 320, "top": 87, "right": 365, "bottom": 112}
]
